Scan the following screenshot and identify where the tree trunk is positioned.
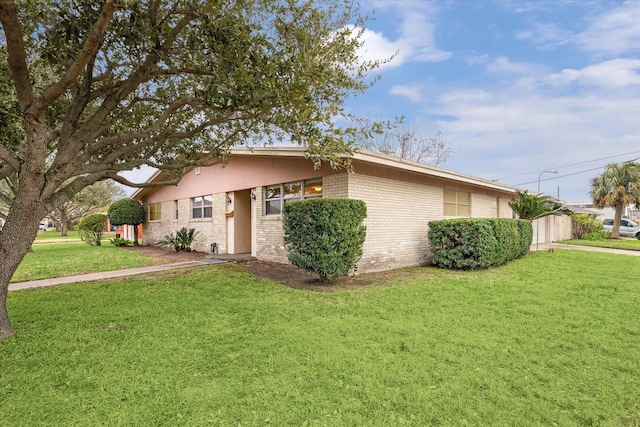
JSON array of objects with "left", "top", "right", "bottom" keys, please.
[
  {"left": 612, "top": 202, "right": 624, "bottom": 239},
  {"left": 133, "top": 224, "right": 139, "bottom": 246},
  {"left": 60, "top": 210, "right": 69, "bottom": 236},
  {"left": 0, "top": 200, "right": 43, "bottom": 341}
]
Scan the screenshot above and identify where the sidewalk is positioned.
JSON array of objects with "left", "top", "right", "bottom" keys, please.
[
  {"left": 537, "top": 242, "right": 640, "bottom": 257},
  {"left": 9, "top": 258, "right": 225, "bottom": 291}
]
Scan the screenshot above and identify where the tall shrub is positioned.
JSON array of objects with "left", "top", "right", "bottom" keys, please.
[
  {"left": 108, "top": 198, "right": 145, "bottom": 246},
  {"left": 77, "top": 214, "right": 107, "bottom": 246},
  {"left": 283, "top": 198, "right": 366, "bottom": 283}
]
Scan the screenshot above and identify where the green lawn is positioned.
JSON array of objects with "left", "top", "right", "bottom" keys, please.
[
  {"left": 34, "top": 229, "right": 84, "bottom": 241},
  {"left": 560, "top": 238, "right": 640, "bottom": 251},
  {"left": 12, "top": 241, "right": 166, "bottom": 283},
  {"left": 2, "top": 250, "right": 639, "bottom": 426}
]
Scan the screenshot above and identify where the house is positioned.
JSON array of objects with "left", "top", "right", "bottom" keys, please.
[
  {"left": 132, "top": 147, "right": 569, "bottom": 273},
  {"left": 567, "top": 202, "right": 640, "bottom": 221}
]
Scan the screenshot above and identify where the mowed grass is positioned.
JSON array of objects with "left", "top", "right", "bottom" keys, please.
[
  {"left": 2, "top": 249, "right": 640, "bottom": 426},
  {"left": 33, "top": 230, "right": 84, "bottom": 241},
  {"left": 12, "top": 241, "right": 166, "bottom": 283},
  {"left": 561, "top": 238, "right": 640, "bottom": 251},
  {"left": 0, "top": 250, "right": 640, "bottom": 426}
]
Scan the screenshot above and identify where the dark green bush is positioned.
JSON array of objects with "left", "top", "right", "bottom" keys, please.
[
  {"left": 108, "top": 198, "right": 145, "bottom": 245},
  {"left": 428, "top": 218, "right": 532, "bottom": 270},
  {"left": 78, "top": 213, "right": 107, "bottom": 246},
  {"left": 581, "top": 230, "right": 610, "bottom": 241},
  {"left": 283, "top": 198, "right": 366, "bottom": 283}
]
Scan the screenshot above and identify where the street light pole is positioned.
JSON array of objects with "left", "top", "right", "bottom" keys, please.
[{"left": 536, "top": 170, "right": 559, "bottom": 251}]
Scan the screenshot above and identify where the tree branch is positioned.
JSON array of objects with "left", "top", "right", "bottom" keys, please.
[
  {"left": 0, "top": 1, "right": 34, "bottom": 111},
  {"left": 0, "top": 146, "right": 20, "bottom": 173},
  {"left": 34, "top": 0, "right": 117, "bottom": 114}
]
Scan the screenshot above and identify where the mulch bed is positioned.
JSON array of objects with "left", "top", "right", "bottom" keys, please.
[{"left": 125, "top": 245, "right": 401, "bottom": 291}]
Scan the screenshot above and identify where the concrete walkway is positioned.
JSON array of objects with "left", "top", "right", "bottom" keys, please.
[
  {"left": 9, "top": 258, "right": 225, "bottom": 291},
  {"left": 9, "top": 243, "right": 639, "bottom": 292},
  {"left": 537, "top": 242, "right": 640, "bottom": 257}
]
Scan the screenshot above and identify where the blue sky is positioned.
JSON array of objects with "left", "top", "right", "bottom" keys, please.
[{"left": 348, "top": 0, "right": 640, "bottom": 202}]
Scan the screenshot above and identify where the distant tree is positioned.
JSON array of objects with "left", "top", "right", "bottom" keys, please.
[
  {"left": 52, "top": 180, "right": 125, "bottom": 236},
  {"left": 77, "top": 213, "right": 106, "bottom": 246},
  {"left": 108, "top": 199, "right": 145, "bottom": 246},
  {"left": 360, "top": 129, "right": 454, "bottom": 166},
  {"left": 590, "top": 162, "right": 640, "bottom": 238},
  {"left": 508, "top": 190, "right": 570, "bottom": 221}
]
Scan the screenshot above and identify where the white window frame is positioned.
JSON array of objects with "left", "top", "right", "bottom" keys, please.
[
  {"left": 191, "top": 195, "right": 213, "bottom": 219},
  {"left": 264, "top": 179, "right": 322, "bottom": 216}
]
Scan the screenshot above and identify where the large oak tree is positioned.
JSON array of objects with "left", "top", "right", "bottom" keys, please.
[{"left": 0, "top": 0, "right": 387, "bottom": 341}]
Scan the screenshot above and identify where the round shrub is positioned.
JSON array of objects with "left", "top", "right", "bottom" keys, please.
[
  {"left": 283, "top": 198, "right": 366, "bottom": 283},
  {"left": 108, "top": 198, "right": 145, "bottom": 245},
  {"left": 78, "top": 213, "right": 107, "bottom": 246}
]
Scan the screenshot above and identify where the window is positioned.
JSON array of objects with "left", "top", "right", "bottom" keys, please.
[
  {"left": 174, "top": 200, "right": 179, "bottom": 220},
  {"left": 192, "top": 195, "right": 212, "bottom": 218},
  {"left": 443, "top": 189, "right": 470, "bottom": 217},
  {"left": 148, "top": 203, "right": 162, "bottom": 221},
  {"left": 264, "top": 179, "right": 323, "bottom": 215},
  {"left": 265, "top": 184, "right": 282, "bottom": 215}
]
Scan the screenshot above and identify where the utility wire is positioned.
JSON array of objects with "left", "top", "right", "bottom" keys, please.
[
  {"left": 497, "top": 150, "right": 640, "bottom": 181},
  {"left": 515, "top": 165, "right": 607, "bottom": 186}
]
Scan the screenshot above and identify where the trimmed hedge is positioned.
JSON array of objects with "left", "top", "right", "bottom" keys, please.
[
  {"left": 283, "top": 198, "right": 366, "bottom": 283},
  {"left": 427, "top": 218, "right": 533, "bottom": 270}
]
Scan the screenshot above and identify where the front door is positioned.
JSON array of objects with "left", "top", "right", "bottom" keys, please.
[{"left": 227, "top": 189, "right": 252, "bottom": 254}]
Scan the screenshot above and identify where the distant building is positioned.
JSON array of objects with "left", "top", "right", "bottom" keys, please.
[{"left": 566, "top": 203, "right": 639, "bottom": 220}]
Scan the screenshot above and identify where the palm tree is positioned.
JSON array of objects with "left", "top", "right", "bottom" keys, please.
[
  {"left": 590, "top": 162, "right": 640, "bottom": 238},
  {"left": 508, "top": 190, "right": 570, "bottom": 221}
]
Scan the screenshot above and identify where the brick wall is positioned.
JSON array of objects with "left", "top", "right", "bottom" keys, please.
[
  {"left": 143, "top": 194, "right": 227, "bottom": 254},
  {"left": 254, "top": 186, "right": 288, "bottom": 262},
  {"left": 345, "top": 173, "right": 442, "bottom": 273},
  {"left": 251, "top": 172, "right": 525, "bottom": 273},
  {"left": 141, "top": 168, "right": 549, "bottom": 272}
]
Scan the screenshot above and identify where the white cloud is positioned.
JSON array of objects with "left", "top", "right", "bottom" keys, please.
[
  {"left": 420, "top": 61, "right": 640, "bottom": 201},
  {"left": 389, "top": 84, "right": 425, "bottom": 103},
  {"left": 355, "top": 4, "right": 451, "bottom": 69},
  {"left": 575, "top": 1, "right": 640, "bottom": 56},
  {"left": 487, "top": 56, "right": 547, "bottom": 75},
  {"left": 514, "top": 22, "right": 573, "bottom": 50},
  {"left": 465, "top": 53, "right": 489, "bottom": 65},
  {"left": 356, "top": 28, "right": 405, "bottom": 67},
  {"left": 542, "top": 59, "right": 640, "bottom": 88}
]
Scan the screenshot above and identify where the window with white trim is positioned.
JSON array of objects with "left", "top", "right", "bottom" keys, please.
[
  {"left": 443, "top": 189, "right": 470, "bottom": 217},
  {"left": 264, "top": 179, "right": 322, "bottom": 215},
  {"left": 192, "top": 195, "right": 212, "bottom": 218}
]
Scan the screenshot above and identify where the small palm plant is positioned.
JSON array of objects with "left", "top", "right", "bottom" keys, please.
[
  {"left": 158, "top": 227, "right": 199, "bottom": 252},
  {"left": 508, "top": 190, "right": 570, "bottom": 221},
  {"left": 157, "top": 232, "right": 181, "bottom": 252},
  {"left": 176, "top": 227, "right": 199, "bottom": 252}
]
